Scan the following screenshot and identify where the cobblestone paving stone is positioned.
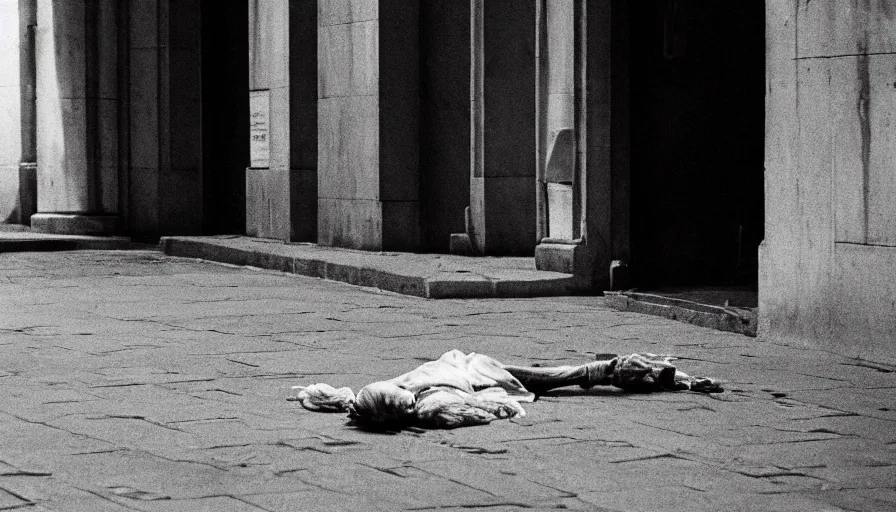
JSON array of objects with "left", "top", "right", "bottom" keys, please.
[{"left": 0, "top": 250, "right": 893, "bottom": 511}]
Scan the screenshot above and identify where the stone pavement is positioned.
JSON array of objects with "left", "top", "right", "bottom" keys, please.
[{"left": 0, "top": 250, "right": 893, "bottom": 512}]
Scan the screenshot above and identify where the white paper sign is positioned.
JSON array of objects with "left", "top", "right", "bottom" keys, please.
[{"left": 249, "top": 90, "right": 270, "bottom": 168}]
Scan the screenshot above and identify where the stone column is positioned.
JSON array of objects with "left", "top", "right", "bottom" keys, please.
[
  {"left": 31, "top": 0, "right": 119, "bottom": 234},
  {"left": 535, "top": 0, "right": 630, "bottom": 291},
  {"left": 465, "top": 0, "right": 537, "bottom": 255},
  {"left": 0, "top": 0, "right": 24, "bottom": 224},
  {"left": 317, "top": 0, "right": 420, "bottom": 251},
  {"left": 246, "top": 0, "right": 317, "bottom": 242}
]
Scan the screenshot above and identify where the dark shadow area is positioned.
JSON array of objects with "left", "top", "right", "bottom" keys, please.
[
  {"left": 629, "top": 1, "right": 765, "bottom": 288},
  {"left": 419, "top": 0, "right": 471, "bottom": 252},
  {"left": 201, "top": 0, "right": 249, "bottom": 235}
]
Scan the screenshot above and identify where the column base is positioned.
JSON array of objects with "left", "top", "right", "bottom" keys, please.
[
  {"left": 535, "top": 238, "right": 585, "bottom": 274},
  {"left": 31, "top": 213, "right": 118, "bottom": 236}
]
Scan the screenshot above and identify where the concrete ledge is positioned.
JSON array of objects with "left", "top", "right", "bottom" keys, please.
[
  {"left": 604, "top": 291, "right": 758, "bottom": 337},
  {"left": 0, "top": 231, "right": 137, "bottom": 252},
  {"left": 161, "top": 236, "right": 582, "bottom": 299},
  {"left": 31, "top": 213, "right": 118, "bottom": 236}
]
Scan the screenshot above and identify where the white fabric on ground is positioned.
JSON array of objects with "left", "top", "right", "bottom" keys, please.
[{"left": 289, "top": 349, "right": 722, "bottom": 429}]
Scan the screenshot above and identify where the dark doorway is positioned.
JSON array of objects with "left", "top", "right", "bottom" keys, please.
[
  {"left": 419, "top": 0, "right": 471, "bottom": 253},
  {"left": 201, "top": 1, "right": 249, "bottom": 235},
  {"left": 629, "top": 1, "right": 764, "bottom": 293}
]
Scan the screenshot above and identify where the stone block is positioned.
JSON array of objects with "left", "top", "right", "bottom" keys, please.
[
  {"left": 832, "top": 54, "right": 896, "bottom": 246},
  {"left": 534, "top": 242, "right": 578, "bottom": 275},
  {"left": 96, "top": 98, "right": 118, "bottom": 169},
  {"left": 865, "top": 56, "right": 896, "bottom": 246},
  {"left": 449, "top": 233, "right": 475, "bottom": 256},
  {"left": 0, "top": 165, "right": 17, "bottom": 223},
  {"left": 129, "top": 54, "right": 160, "bottom": 169},
  {"left": 249, "top": 0, "right": 289, "bottom": 90},
  {"left": 31, "top": 213, "right": 117, "bottom": 235},
  {"left": 833, "top": 243, "right": 896, "bottom": 362},
  {"left": 317, "top": 198, "right": 382, "bottom": 250},
  {"left": 545, "top": 93, "right": 574, "bottom": 147},
  {"left": 0, "top": 85, "right": 21, "bottom": 164},
  {"left": 292, "top": 256, "right": 326, "bottom": 278},
  {"left": 797, "top": 0, "right": 896, "bottom": 58},
  {"left": 246, "top": 168, "right": 291, "bottom": 241},
  {"left": 129, "top": 0, "right": 158, "bottom": 48},
  {"left": 546, "top": 182, "right": 573, "bottom": 239},
  {"left": 37, "top": 97, "right": 89, "bottom": 212},
  {"left": 96, "top": 164, "right": 118, "bottom": 214},
  {"left": 494, "top": 275, "right": 577, "bottom": 298},
  {"left": 0, "top": 1, "right": 18, "bottom": 88},
  {"left": 318, "top": 0, "right": 378, "bottom": 28},
  {"left": 317, "top": 20, "right": 379, "bottom": 99},
  {"left": 425, "top": 273, "right": 494, "bottom": 299},
  {"left": 36, "top": 0, "right": 86, "bottom": 99},
  {"left": 318, "top": 96, "right": 379, "bottom": 200},
  {"left": 267, "top": 85, "right": 291, "bottom": 171},
  {"left": 545, "top": 0, "right": 574, "bottom": 95},
  {"left": 96, "top": 0, "right": 119, "bottom": 100}
]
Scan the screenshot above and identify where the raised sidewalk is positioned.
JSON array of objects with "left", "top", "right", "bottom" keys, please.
[{"left": 160, "top": 235, "right": 580, "bottom": 299}]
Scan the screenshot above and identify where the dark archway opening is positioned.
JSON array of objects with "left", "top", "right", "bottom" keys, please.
[
  {"left": 201, "top": 0, "right": 249, "bottom": 235},
  {"left": 628, "top": 1, "right": 764, "bottom": 306}
]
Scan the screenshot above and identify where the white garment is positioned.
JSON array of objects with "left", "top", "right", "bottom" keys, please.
[{"left": 293, "top": 350, "right": 535, "bottom": 428}]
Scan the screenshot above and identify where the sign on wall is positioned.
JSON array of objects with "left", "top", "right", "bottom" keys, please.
[{"left": 249, "top": 90, "right": 270, "bottom": 168}]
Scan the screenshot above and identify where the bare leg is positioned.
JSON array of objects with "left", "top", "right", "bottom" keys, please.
[
  {"left": 505, "top": 355, "right": 723, "bottom": 394},
  {"left": 502, "top": 359, "right": 616, "bottom": 394}
]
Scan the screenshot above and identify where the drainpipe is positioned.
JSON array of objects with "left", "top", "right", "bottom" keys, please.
[{"left": 18, "top": 0, "right": 37, "bottom": 225}]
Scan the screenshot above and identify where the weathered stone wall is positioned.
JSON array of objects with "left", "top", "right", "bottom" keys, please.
[
  {"left": 0, "top": 0, "right": 22, "bottom": 222},
  {"left": 246, "top": 0, "right": 317, "bottom": 242},
  {"left": 317, "top": 0, "right": 420, "bottom": 251},
  {"left": 761, "top": 0, "right": 896, "bottom": 361}
]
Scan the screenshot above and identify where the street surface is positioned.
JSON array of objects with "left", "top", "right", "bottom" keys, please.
[{"left": 0, "top": 251, "right": 893, "bottom": 511}]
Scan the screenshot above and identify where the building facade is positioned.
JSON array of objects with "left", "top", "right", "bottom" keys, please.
[{"left": 0, "top": 1, "right": 893, "bottom": 361}]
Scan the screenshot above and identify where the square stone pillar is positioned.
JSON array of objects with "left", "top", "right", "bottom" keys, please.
[
  {"left": 246, "top": 0, "right": 317, "bottom": 242},
  {"left": 127, "top": 0, "right": 203, "bottom": 238},
  {"left": 468, "top": 0, "right": 537, "bottom": 255},
  {"left": 31, "top": 0, "right": 120, "bottom": 234},
  {"left": 535, "top": 0, "right": 630, "bottom": 291},
  {"left": 317, "top": 0, "right": 420, "bottom": 251}
]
